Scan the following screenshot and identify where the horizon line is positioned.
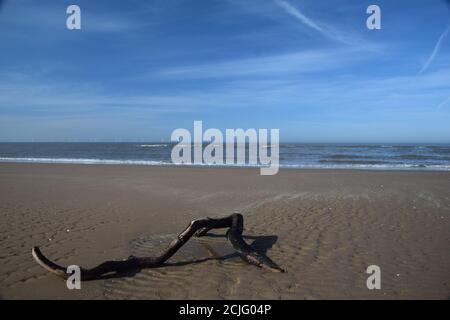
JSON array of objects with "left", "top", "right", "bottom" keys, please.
[{"left": 0, "top": 141, "right": 450, "bottom": 144}]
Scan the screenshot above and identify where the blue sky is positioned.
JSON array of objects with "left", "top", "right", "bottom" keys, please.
[{"left": 0, "top": 0, "right": 449, "bottom": 142}]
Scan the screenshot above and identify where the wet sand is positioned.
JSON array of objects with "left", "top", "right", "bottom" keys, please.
[{"left": 0, "top": 163, "right": 449, "bottom": 299}]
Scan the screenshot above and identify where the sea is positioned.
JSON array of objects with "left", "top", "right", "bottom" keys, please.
[{"left": 0, "top": 143, "right": 449, "bottom": 171}]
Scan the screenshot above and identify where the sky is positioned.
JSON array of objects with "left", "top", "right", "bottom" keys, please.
[{"left": 0, "top": 0, "right": 449, "bottom": 143}]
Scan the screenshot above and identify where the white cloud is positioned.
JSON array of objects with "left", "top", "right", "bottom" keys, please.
[
  {"left": 273, "top": 0, "right": 349, "bottom": 44},
  {"left": 0, "top": 1, "right": 146, "bottom": 33},
  {"left": 274, "top": 0, "right": 325, "bottom": 34},
  {"left": 419, "top": 24, "right": 450, "bottom": 75},
  {"left": 156, "top": 46, "right": 376, "bottom": 79},
  {"left": 436, "top": 96, "right": 450, "bottom": 110}
]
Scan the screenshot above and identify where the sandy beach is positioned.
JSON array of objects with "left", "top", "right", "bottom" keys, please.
[{"left": 0, "top": 163, "right": 449, "bottom": 299}]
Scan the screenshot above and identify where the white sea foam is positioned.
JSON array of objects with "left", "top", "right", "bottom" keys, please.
[
  {"left": 0, "top": 157, "right": 449, "bottom": 171},
  {"left": 280, "top": 163, "right": 450, "bottom": 171},
  {"left": 139, "top": 144, "right": 168, "bottom": 148},
  {"left": 0, "top": 157, "right": 168, "bottom": 166}
]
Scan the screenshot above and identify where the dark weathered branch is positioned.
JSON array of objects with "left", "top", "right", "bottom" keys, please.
[{"left": 32, "top": 213, "right": 284, "bottom": 280}]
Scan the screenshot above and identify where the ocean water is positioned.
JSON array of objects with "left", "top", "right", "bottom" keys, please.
[{"left": 0, "top": 143, "right": 449, "bottom": 171}]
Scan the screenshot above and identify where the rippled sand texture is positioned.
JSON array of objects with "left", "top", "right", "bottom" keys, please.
[{"left": 0, "top": 163, "right": 449, "bottom": 299}]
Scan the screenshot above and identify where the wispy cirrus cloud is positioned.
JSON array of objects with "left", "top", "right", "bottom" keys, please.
[
  {"left": 436, "top": 96, "right": 450, "bottom": 110},
  {"left": 273, "top": 0, "right": 351, "bottom": 44},
  {"left": 156, "top": 46, "right": 380, "bottom": 80},
  {"left": 419, "top": 24, "right": 450, "bottom": 74},
  {"left": 0, "top": 0, "right": 148, "bottom": 34},
  {"left": 274, "top": 0, "right": 325, "bottom": 34}
]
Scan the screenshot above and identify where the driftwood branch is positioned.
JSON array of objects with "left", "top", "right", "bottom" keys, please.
[{"left": 32, "top": 213, "right": 284, "bottom": 280}]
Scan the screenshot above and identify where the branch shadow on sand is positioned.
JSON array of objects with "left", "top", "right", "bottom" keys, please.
[{"left": 100, "top": 234, "right": 279, "bottom": 280}]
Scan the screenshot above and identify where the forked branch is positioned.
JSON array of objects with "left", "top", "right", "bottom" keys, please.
[{"left": 32, "top": 213, "right": 284, "bottom": 280}]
